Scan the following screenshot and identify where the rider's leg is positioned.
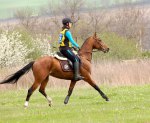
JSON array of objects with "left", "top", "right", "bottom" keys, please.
[
  {"left": 60, "top": 48, "right": 84, "bottom": 81},
  {"left": 73, "top": 60, "right": 84, "bottom": 81}
]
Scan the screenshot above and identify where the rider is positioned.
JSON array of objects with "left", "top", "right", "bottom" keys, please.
[{"left": 58, "top": 17, "right": 84, "bottom": 81}]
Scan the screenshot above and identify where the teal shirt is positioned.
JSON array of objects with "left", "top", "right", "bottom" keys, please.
[{"left": 65, "top": 31, "right": 79, "bottom": 48}]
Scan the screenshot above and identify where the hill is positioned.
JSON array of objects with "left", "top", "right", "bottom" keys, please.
[
  {"left": 0, "top": 0, "right": 50, "bottom": 19},
  {"left": 0, "top": 0, "right": 149, "bottom": 20}
]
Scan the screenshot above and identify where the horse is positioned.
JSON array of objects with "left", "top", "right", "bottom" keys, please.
[{"left": 0, "top": 32, "right": 109, "bottom": 107}]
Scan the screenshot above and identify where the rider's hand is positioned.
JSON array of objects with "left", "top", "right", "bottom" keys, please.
[{"left": 73, "top": 47, "right": 79, "bottom": 51}]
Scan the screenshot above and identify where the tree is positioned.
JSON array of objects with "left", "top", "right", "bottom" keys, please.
[
  {"left": 46, "top": 0, "right": 85, "bottom": 40},
  {"left": 14, "top": 7, "right": 38, "bottom": 31},
  {"left": 109, "top": 6, "right": 149, "bottom": 50}
]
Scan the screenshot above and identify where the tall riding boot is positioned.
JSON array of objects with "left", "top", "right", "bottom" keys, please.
[{"left": 73, "top": 62, "right": 84, "bottom": 81}]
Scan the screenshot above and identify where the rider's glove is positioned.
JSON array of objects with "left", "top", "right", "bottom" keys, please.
[{"left": 73, "top": 47, "right": 79, "bottom": 51}]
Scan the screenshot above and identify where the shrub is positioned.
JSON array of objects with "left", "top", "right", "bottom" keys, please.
[
  {"left": 14, "top": 29, "right": 51, "bottom": 59},
  {"left": 93, "top": 32, "right": 142, "bottom": 60},
  {"left": 0, "top": 30, "right": 51, "bottom": 68},
  {"left": 142, "top": 51, "right": 150, "bottom": 58},
  {"left": 0, "top": 30, "right": 32, "bottom": 67}
]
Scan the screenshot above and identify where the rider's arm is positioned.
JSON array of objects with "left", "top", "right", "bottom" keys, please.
[{"left": 65, "top": 31, "right": 80, "bottom": 48}]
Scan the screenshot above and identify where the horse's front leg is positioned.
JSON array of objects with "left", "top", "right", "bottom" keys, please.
[
  {"left": 84, "top": 75, "right": 109, "bottom": 101},
  {"left": 64, "top": 80, "right": 76, "bottom": 104}
]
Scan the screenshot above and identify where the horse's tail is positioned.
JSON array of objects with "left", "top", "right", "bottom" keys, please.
[{"left": 0, "top": 61, "right": 34, "bottom": 84}]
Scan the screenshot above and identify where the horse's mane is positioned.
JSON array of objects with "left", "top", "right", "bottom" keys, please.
[{"left": 81, "top": 36, "right": 93, "bottom": 48}]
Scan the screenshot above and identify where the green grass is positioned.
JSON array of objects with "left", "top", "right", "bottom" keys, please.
[{"left": 0, "top": 85, "right": 150, "bottom": 123}]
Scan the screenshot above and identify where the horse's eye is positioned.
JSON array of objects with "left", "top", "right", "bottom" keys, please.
[{"left": 98, "top": 39, "right": 101, "bottom": 42}]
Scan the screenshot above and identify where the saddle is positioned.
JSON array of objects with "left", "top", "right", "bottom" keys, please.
[{"left": 54, "top": 51, "right": 78, "bottom": 72}]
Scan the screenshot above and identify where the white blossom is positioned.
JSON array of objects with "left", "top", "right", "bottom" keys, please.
[
  {"left": 0, "top": 31, "right": 31, "bottom": 67},
  {"left": 32, "top": 37, "right": 51, "bottom": 56},
  {"left": 0, "top": 30, "right": 51, "bottom": 68}
]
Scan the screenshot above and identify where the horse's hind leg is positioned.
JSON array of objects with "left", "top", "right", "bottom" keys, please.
[
  {"left": 84, "top": 75, "right": 109, "bottom": 101},
  {"left": 24, "top": 81, "right": 41, "bottom": 107},
  {"left": 39, "top": 76, "right": 52, "bottom": 107},
  {"left": 64, "top": 80, "right": 77, "bottom": 104}
]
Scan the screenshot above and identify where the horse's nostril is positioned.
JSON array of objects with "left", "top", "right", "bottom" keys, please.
[
  {"left": 107, "top": 48, "right": 110, "bottom": 52},
  {"left": 104, "top": 48, "right": 109, "bottom": 53}
]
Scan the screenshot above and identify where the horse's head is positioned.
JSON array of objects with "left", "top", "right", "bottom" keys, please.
[{"left": 92, "top": 32, "right": 109, "bottom": 53}]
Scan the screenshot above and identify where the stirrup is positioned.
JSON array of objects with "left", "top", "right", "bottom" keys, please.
[{"left": 74, "top": 75, "right": 84, "bottom": 81}]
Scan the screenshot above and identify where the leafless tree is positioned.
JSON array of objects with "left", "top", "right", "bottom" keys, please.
[
  {"left": 60, "top": 0, "right": 84, "bottom": 23},
  {"left": 46, "top": 0, "right": 61, "bottom": 31},
  {"left": 109, "top": 5, "right": 149, "bottom": 49},
  {"left": 14, "top": 7, "right": 38, "bottom": 31},
  {"left": 46, "top": 0, "right": 85, "bottom": 41},
  {"left": 86, "top": 0, "right": 111, "bottom": 34},
  {"left": 88, "top": 9, "right": 110, "bottom": 33}
]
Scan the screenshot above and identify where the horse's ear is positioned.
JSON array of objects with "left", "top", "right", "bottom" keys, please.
[{"left": 93, "top": 32, "right": 97, "bottom": 38}]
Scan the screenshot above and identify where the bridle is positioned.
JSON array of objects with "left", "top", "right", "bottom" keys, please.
[{"left": 78, "top": 49, "right": 100, "bottom": 62}]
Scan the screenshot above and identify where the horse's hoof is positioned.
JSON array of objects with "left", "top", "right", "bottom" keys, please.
[
  {"left": 64, "top": 99, "right": 69, "bottom": 104},
  {"left": 48, "top": 101, "right": 52, "bottom": 107},
  {"left": 106, "top": 98, "right": 109, "bottom": 101},
  {"left": 64, "top": 96, "right": 69, "bottom": 104},
  {"left": 64, "top": 100, "right": 68, "bottom": 104}
]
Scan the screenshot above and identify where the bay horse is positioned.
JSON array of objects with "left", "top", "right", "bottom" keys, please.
[{"left": 0, "top": 32, "right": 109, "bottom": 107}]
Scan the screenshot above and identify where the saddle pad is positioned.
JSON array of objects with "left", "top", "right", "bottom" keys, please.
[
  {"left": 53, "top": 51, "right": 78, "bottom": 61},
  {"left": 54, "top": 52, "right": 67, "bottom": 60},
  {"left": 59, "top": 60, "right": 73, "bottom": 72}
]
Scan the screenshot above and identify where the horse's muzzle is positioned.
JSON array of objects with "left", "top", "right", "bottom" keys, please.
[{"left": 103, "top": 48, "right": 109, "bottom": 53}]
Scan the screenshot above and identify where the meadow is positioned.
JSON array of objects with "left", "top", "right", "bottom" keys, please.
[
  {"left": 0, "top": 1, "right": 150, "bottom": 122},
  {"left": 0, "top": 60, "right": 150, "bottom": 123},
  {"left": 0, "top": 85, "right": 150, "bottom": 123}
]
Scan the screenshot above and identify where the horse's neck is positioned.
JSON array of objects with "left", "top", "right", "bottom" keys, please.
[{"left": 79, "top": 37, "right": 94, "bottom": 62}]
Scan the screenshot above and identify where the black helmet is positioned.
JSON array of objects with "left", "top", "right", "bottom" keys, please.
[{"left": 62, "top": 18, "right": 72, "bottom": 25}]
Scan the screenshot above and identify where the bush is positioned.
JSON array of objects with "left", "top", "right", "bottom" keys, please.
[
  {"left": 16, "top": 29, "right": 51, "bottom": 60},
  {"left": 92, "top": 32, "right": 142, "bottom": 60},
  {"left": 0, "top": 30, "right": 32, "bottom": 67},
  {"left": 0, "top": 30, "right": 51, "bottom": 68},
  {"left": 142, "top": 51, "right": 150, "bottom": 58}
]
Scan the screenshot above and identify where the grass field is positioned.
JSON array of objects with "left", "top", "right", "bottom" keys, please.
[{"left": 0, "top": 84, "right": 150, "bottom": 123}]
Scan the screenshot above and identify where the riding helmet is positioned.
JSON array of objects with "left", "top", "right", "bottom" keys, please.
[{"left": 62, "top": 18, "right": 72, "bottom": 25}]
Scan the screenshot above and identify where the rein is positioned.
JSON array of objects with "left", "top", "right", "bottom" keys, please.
[
  {"left": 78, "top": 49, "right": 99, "bottom": 62},
  {"left": 78, "top": 49, "right": 99, "bottom": 54}
]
